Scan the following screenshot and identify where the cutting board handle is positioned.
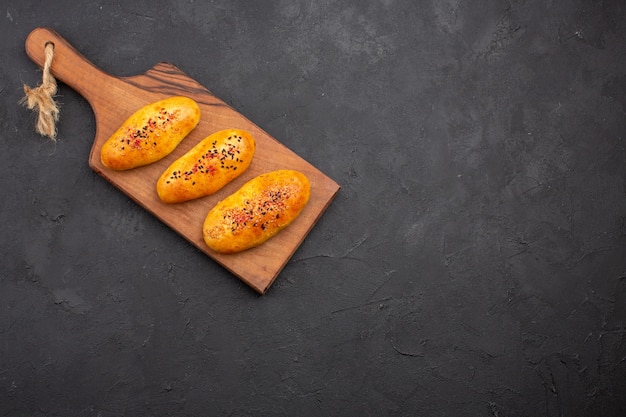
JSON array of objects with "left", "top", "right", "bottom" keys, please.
[{"left": 25, "top": 27, "right": 125, "bottom": 106}]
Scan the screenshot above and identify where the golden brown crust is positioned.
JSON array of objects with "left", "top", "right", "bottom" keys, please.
[
  {"left": 156, "top": 129, "right": 255, "bottom": 203},
  {"left": 203, "top": 170, "right": 311, "bottom": 253},
  {"left": 100, "top": 96, "right": 200, "bottom": 170}
]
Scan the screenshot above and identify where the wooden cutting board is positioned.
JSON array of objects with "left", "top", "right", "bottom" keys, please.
[{"left": 25, "top": 27, "right": 340, "bottom": 294}]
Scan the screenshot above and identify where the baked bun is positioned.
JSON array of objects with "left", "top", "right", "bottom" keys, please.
[
  {"left": 157, "top": 129, "right": 255, "bottom": 203},
  {"left": 203, "top": 170, "right": 310, "bottom": 253},
  {"left": 101, "top": 96, "right": 200, "bottom": 170}
]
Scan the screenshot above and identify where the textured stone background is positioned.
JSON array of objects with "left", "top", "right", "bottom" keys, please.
[{"left": 1, "top": 1, "right": 625, "bottom": 416}]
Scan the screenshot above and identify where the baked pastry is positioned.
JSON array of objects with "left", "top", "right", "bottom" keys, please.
[
  {"left": 156, "top": 129, "right": 255, "bottom": 203},
  {"left": 101, "top": 96, "right": 200, "bottom": 170},
  {"left": 203, "top": 170, "right": 310, "bottom": 253}
]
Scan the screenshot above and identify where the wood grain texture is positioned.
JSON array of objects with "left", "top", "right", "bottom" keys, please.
[{"left": 25, "top": 27, "right": 340, "bottom": 294}]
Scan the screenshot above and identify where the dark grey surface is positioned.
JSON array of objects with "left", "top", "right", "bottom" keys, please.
[{"left": 1, "top": 1, "right": 625, "bottom": 416}]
